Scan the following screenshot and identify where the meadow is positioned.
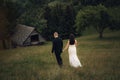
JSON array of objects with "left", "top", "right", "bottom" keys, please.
[{"left": 0, "top": 30, "right": 120, "bottom": 80}]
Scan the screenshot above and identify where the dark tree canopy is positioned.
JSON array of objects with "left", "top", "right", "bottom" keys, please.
[
  {"left": 0, "top": 0, "right": 120, "bottom": 49},
  {"left": 75, "top": 5, "right": 111, "bottom": 38}
]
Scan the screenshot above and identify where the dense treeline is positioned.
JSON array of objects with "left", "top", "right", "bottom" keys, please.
[{"left": 0, "top": 0, "right": 120, "bottom": 49}]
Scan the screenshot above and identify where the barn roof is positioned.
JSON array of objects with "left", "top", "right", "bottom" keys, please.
[{"left": 11, "top": 24, "right": 35, "bottom": 45}]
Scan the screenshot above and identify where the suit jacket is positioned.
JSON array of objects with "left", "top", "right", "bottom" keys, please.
[{"left": 52, "top": 37, "right": 63, "bottom": 54}]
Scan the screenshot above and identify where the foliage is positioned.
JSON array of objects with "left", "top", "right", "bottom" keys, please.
[
  {"left": 80, "top": 0, "right": 120, "bottom": 7},
  {"left": 75, "top": 4, "right": 111, "bottom": 38},
  {"left": 0, "top": 7, "right": 8, "bottom": 39},
  {"left": 0, "top": 0, "right": 120, "bottom": 42},
  {"left": 107, "top": 6, "right": 120, "bottom": 30},
  {"left": 0, "top": 0, "right": 27, "bottom": 49},
  {"left": 44, "top": 1, "right": 76, "bottom": 40},
  {"left": 18, "top": 8, "right": 47, "bottom": 33}
]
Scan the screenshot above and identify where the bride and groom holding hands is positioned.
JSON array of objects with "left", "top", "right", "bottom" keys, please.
[{"left": 51, "top": 32, "right": 82, "bottom": 68}]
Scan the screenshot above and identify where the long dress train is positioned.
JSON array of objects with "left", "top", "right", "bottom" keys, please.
[{"left": 68, "top": 45, "right": 82, "bottom": 68}]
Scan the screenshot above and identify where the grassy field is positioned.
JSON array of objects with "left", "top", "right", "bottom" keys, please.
[{"left": 0, "top": 30, "right": 120, "bottom": 80}]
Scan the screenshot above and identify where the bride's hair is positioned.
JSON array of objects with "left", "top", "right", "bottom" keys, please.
[{"left": 69, "top": 34, "right": 75, "bottom": 45}]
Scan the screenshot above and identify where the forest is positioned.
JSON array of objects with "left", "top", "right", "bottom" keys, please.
[{"left": 0, "top": 0, "right": 120, "bottom": 49}]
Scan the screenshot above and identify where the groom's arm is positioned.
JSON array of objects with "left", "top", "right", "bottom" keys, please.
[
  {"left": 60, "top": 38, "right": 63, "bottom": 53},
  {"left": 61, "top": 39, "right": 63, "bottom": 49}
]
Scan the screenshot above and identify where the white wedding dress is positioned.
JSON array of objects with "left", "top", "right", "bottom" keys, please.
[{"left": 68, "top": 45, "right": 82, "bottom": 68}]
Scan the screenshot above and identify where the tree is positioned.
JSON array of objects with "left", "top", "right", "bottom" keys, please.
[
  {"left": 63, "top": 4, "right": 76, "bottom": 38},
  {"left": 104, "top": 0, "right": 120, "bottom": 7},
  {"left": 18, "top": 7, "right": 47, "bottom": 33},
  {"left": 43, "top": 1, "right": 65, "bottom": 40},
  {"left": 44, "top": 1, "right": 76, "bottom": 40},
  {"left": 80, "top": 0, "right": 105, "bottom": 6},
  {"left": 107, "top": 6, "right": 120, "bottom": 30},
  {"left": 0, "top": 7, "right": 9, "bottom": 49},
  {"left": 75, "top": 4, "right": 111, "bottom": 38},
  {"left": 0, "top": 0, "right": 25, "bottom": 49}
]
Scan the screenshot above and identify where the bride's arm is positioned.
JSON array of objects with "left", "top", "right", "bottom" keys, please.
[
  {"left": 75, "top": 40, "right": 77, "bottom": 46},
  {"left": 63, "top": 40, "right": 69, "bottom": 52}
]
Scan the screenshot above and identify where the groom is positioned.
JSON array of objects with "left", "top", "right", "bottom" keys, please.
[{"left": 51, "top": 32, "right": 63, "bottom": 68}]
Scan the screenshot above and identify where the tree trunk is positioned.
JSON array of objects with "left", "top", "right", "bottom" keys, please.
[
  {"left": 99, "top": 31, "right": 103, "bottom": 38},
  {"left": 2, "top": 39, "right": 7, "bottom": 49}
]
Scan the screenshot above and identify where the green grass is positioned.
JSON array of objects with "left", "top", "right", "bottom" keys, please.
[{"left": 0, "top": 30, "right": 120, "bottom": 80}]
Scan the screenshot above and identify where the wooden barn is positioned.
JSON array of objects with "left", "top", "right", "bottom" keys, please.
[{"left": 11, "top": 24, "right": 45, "bottom": 46}]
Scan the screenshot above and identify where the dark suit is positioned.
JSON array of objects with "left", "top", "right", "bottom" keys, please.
[{"left": 52, "top": 37, "right": 63, "bottom": 67}]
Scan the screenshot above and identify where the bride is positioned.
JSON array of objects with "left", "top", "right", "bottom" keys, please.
[{"left": 63, "top": 34, "right": 82, "bottom": 68}]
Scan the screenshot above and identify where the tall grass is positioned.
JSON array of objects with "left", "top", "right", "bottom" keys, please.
[{"left": 0, "top": 31, "right": 120, "bottom": 80}]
